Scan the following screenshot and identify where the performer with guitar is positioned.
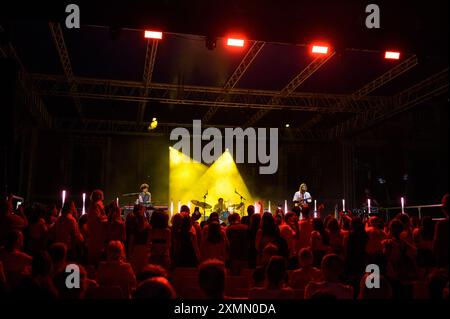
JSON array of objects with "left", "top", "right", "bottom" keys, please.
[{"left": 292, "top": 183, "right": 312, "bottom": 206}]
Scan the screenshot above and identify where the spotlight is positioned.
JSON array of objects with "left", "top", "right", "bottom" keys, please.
[
  {"left": 144, "top": 30, "right": 163, "bottom": 39},
  {"left": 227, "top": 38, "right": 245, "bottom": 47},
  {"left": 148, "top": 117, "right": 158, "bottom": 130},
  {"left": 311, "top": 44, "right": 329, "bottom": 54},
  {"left": 285, "top": 124, "right": 290, "bottom": 128},
  {"left": 385, "top": 51, "right": 400, "bottom": 60}
]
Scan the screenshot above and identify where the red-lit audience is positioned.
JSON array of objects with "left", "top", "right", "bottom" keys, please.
[{"left": 0, "top": 192, "right": 448, "bottom": 299}]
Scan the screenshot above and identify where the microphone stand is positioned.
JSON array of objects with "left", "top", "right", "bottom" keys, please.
[
  {"left": 235, "top": 189, "right": 246, "bottom": 215},
  {"left": 203, "top": 190, "right": 208, "bottom": 222}
]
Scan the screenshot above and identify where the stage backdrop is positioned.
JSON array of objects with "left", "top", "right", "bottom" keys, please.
[{"left": 31, "top": 132, "right": 169, "bottom": 207}]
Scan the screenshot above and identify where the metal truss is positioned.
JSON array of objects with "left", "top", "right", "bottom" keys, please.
[
  {"left": 299, "top": 54, "right": 419, "bottom": 132},
  {"left": 327, "top": 68, "right": 449, "bottom": 139},
  {"left": 353, "top": 55, "right": 418, "bottom": 98},
  {"left": 137, "top": 39, "right": 159, "bottom": 123},
  {"left": 46, "top": 69, "right": 448, "bottom": 140},
  {"left": 244, "top": 52, "right": 336, "bottom": 127},
  {"left": 31, "top": 73, "right": 387, "bottom": 113},
  {"left": 53, "top": 118, "right": 167, "bottom": 136},
  {"left": 0, "top": 25, "right": 52, "bottom": 128},
  {"left": 51, "top": 117, "right": 329, "bottom": 140},
  {"left": 202, "top": 41, "right": 266, "bottom": 123},
  {"left": 48, "top": 22, "right": 83, "bottom": 117}
]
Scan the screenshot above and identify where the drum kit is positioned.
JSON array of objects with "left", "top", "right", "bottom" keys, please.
[
  {"left": 120, "top": 190, "right": 246, "bottom": 224},
  {"left": 190, "top": 199, "right": 245, "bottom": 224}
]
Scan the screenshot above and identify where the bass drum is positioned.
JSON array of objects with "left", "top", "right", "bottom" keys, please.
[{"left": 219, "top": 210, "right": 230, "bottom": 225}]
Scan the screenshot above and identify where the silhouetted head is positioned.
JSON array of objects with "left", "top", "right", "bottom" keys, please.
[
  {"left": 228, "top": 212, "right": 241, "bottom": 224},
  {"left": 180, "top": 214, "right": 193, "bottom": 233},
  {"left": 326, "top": 217, "right": 340, "bottom": 233},
  {"left": 266, "top": 256, "right": 287, "bottom": 287},
  {"left": 298, "top": 248, "right": 314, "bottom": 267},
  {"left": 198, "top": 259, "right": 226, "bottom": 299},
  {"left": 134, "top": 277, "right": 176, "bottom": 299},
  {"left": 247, "top": 205, "right": 255, "bottom": 216},
  {"left": 180, "top": 205, "right": 190, "bottom": 216},
  {"left": 389, "top": 219, "right": 404, "bottom": 239},
  {"left": 136, "top": 264, "right": 168, "bottom": 283},
  {"left": 150, "top": 210, "right": 169, "bottom": 229},
  {"left": 249, "top": 213, "right": 262, "bottom": 234},
  {"left": 292, "top": 206, "right": 301, "bottom": 218},
  {"left": 207, "top": 221, "right": 222, "bottom": 244},
  {"left": 351, "top": 216, "right": 365, "bottom": 233},
  {"left": 106, "top": 240, "right": 126, "bottom": 262},
  {"left": 321, "top": 254, "right": 344, "bottom": 282},
  {"left": 171, "top": 213, "right": 183, "bottom": 231},
  {"left": 90, "top": 189, "right": 104, "bottom": 202},
  {"left": 261, "top": 212, "right": 277, "bottom": 237},
  {"left": 62, "top": 201, "right": 76, "bottom": 216},
  {"left": 301, "top": 205, "right": 311, "bottom": 218},
  {"left": 285, "top": 212, "right": 298, "bottom": 228},
  {"left": 208, "top": 212, "right": 219, "bottom": 223},
  {"left": 261, "top": 243, "right": 279, "bottom": 264}
]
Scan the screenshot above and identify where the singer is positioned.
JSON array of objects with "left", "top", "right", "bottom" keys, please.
[{"left": 292, "top": 183, "right": 312, "bottom": 206}]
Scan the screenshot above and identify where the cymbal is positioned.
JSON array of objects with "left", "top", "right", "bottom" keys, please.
[
  {"left": 191, "top": 200, "right": 212, "bottom": 209},
  {"left": 229, "top": 202, "right": 244, "bottom": 209}
]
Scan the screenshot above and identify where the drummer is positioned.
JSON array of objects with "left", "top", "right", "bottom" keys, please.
[{"left": 213, "top": 198, "right": 226, "bottom": 214}]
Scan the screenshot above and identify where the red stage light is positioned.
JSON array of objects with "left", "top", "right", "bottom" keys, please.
[
  {"left": 311, "top": 45, "right": 329, "bottom": 54},
  {"left": 385, "top": 51, "right": 400, "bottom": 60},
  {"left": 227, "top": 38, "right": 245, "bottom": 47},
  {"left": 144, "top": 30, "right": 163, "bottom": 39}
]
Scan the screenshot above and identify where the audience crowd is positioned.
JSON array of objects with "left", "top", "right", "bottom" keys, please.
[{"left": 0, "top": 190, "right": 448, "bottom": 300}]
